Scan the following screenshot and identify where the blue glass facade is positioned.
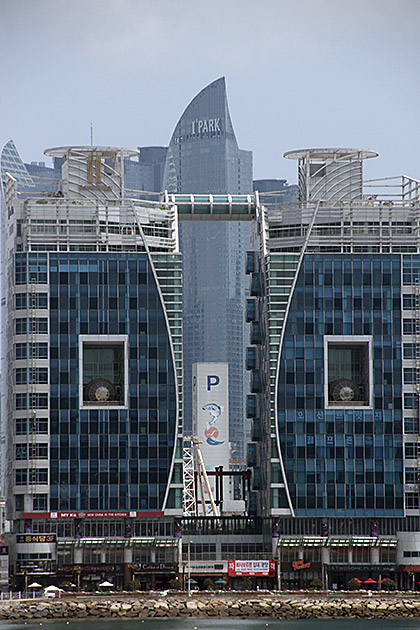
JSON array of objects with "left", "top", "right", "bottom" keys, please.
[
  {"left": 277, "top": 254, "right": 404, "bottom": 517},
  {"left": 164, "top": 78, "right": 253, "bottom": 459},
  {"left": 2, "top": 145, "right": 186, "bottom": 589},
  {"left": 17, "top": 252, "right": 177, "bottom": 512}
]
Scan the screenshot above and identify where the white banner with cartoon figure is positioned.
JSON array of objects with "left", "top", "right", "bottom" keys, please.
[{"left": 192, "top": 363, "right": 230, "bottom": 508}]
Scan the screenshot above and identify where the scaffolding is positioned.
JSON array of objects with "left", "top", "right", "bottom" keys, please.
[
  {"left": 182, "top": 434, "right": 219, "bottom": 517},
  {"left": 182, "top": 435, "right": 196, "bottom": 517}
]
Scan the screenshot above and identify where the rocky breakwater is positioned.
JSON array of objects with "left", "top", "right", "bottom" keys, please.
[{"left": 1, "top": 594, "right": 420, "bottom": 620}]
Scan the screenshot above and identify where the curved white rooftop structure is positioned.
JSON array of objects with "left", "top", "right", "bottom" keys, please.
[
  {"left": 44, "top": 146, "right": 139, "bottom": 200},
  {"left": 283, "top": 147, "right": 379, "bottom": 203},
  {"left": 44, "top": 146, "right": 139, "bottom": 159},
  {"left": 284, "top": 147, "right": 379, "bottom": 161}
]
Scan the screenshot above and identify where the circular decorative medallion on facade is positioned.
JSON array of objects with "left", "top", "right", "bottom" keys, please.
[
  {"left": 85, "top": 379, "right": 116, "bottom": 402},
  {"left": 331, "top": 379, "right": 360, "bottom": 402}
]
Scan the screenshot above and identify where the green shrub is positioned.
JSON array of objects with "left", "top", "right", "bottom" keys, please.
[
  {"left": 309, "top": 577, "right": 324, "bottom": 590},
  {"left": 348, "top": 578, "right": 361, "bottom": 590},
  {"left": 381, "top": 578, "right": 396, "bottom": 591},
  {"left": 242, "top": 576, "right": 253, "bottom": 590},
  {"left": 203, "top": 577, "right": 214, "bottom": 591},
  {"left": 169, "top": 578, "right": 182, "bottom": 590},
  {"left": 127, "top": 578, "right": 141, "bottom": 591}
]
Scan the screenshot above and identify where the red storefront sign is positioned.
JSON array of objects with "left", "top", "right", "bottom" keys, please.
[
  {"left": 292, "top": 560, "right": 311, "bottom": 571},
  {"left": 22, "top": 511, "right": 164, "bottom": 519},
  {"left": 228, "top": 560, "right": 276, "bottom": 576}
]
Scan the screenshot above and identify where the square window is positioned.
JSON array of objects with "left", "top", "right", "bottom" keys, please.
[
  {"left": 16, "top": 445, "right": 27, "bottom": 460},
  {"left": 33, "top": 494, "right": 48, "bottom": 511},
  {"left": 403, "top": 343, "right": 416, "bottom": 360},
  {"left": 80, "top": 335, "right": 128, "bottom": 408},
  {"left": 30, "top": 293, "right": 48, "bottom": 309},
  {"left": 15, "top": 368, "right": 27, "bottom": 385},
  {"left": 15, "top": 293, "right": 27, "bottom": 310},
  {"left": 15, "top": 343, "right": 27, "bottom": 359},
  {"left": 404, "top": 368, "right": 416, "bottom": 384},
  {"left": 34, "top": 419, "right": 48, "bottom": 434},
  {"left": 15, "top": 419, "right": 28, "bottom": 435},
  {"left": 404, "top": 393, "right": 417, "bottom": 409},
  {"left": 405, "top": 468, "right": 418, "bottom": 484},
  {"left": 403, "top": 295, "right": 416, "bottom": 310},
  {"left": 15, "top": 318, "right": 27, "bottom": 335},
  {"left": 325, "top": 336, "right": 372, "bottom": 408},
  {"left": 403, "top": 319, "right": 416, "bottom": 334},
  {"left": 405, "top": 443, "right": 418, "bottom": 459},
  {"left": 30, "top": 343, "right": 48, "bottom": 359},
  {"left": 15, "top": 470, "right": 27, "bottom": 485},
  {"left": 16, "top": 394, "right": 27, "bottom": 410},
  {"left": 404, "top": 417, "right": 418, "bottom": 434}
]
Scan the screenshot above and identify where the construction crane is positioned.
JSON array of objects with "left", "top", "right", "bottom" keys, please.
[{"left": 182, "top": 434, "right": 219, "bottom": 517}]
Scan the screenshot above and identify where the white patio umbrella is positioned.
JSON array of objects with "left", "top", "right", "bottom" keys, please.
[
  {"left": 45, "top": 585, "right": 64, "bottom": 592},
  {"left": 28, "top": 582, "right": 42, "bottom": 588},
  {"left": 99, "top": 581, "right": 113, "bottom": 588}
]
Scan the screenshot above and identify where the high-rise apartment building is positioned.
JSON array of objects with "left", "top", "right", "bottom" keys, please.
[
  {"left": 23, "top": 145, "right": 167, "bottom": 199},
  {"left": 163, "top": 78, "right": 253, "bottom": 460},
  {"left": 0, "top": 140, "right": 39, "bottom": 497},
  {"left": 0, "top": 141, "right": 34, "bottom": 190},
  {"left": 3, "top": 135, "right": 420, "bottom": 590},
  {"left": 163, "top": 77, "right": 252, "bottom": 194},
  {"left": 0, "top": 143, "right": 183, "bottom": 589},
  {"left": 24, "top": 158, "right": 62, "bottom": 195},
  {"left": 124, "top": 146, "right": 168, "bottom": 196},
  {"left": 253, "top": 179, "right": 298, "bottom": 207},
  {"left": 247, "top": 148, "right": 420, "bottom": 588}
]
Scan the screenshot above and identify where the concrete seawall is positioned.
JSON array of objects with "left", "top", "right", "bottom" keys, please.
[{"left": 1, "top": 593, "right": 420, "bottom": 620}]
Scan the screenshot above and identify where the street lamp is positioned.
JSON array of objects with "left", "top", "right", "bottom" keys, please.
[
  {"left": 187, "top": 540, "right": 191, "bottom": 596},
  {"left": 278, "top": 545, "right": 282, "bottom": 591}
]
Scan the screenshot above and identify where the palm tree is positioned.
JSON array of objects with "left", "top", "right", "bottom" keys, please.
[{"left": 73, "top": 565, "right": 82, "bottom": 591}]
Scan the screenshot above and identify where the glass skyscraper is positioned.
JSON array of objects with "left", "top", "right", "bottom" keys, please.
[
  {"left": 1, "top": 143, "right": 183, "bottom": 589},
  {"left": 163, "top": 77, "right": 253, "bottom": 461},
  {"left": 163, "top": 77, "right": 252, "bottom": 194},
  {"left": 252, "top": 179, "right": 298, "bottom": 209},
  {"left": 2, "top": 132, "right": 420, "bottom": 588},
  {"left": 124, "top": 146, "right": 168, "bottom": 197},
  {"left": 247, "top": 148, "right": 420, "bottom": 588}
]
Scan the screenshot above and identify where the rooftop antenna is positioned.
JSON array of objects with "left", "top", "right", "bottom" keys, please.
[{"left": 90, "top": 122, "right": 93, "bottom": 146}]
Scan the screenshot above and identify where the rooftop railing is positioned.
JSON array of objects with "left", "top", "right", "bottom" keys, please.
[{"left": 363, "top": 175, "right": 420, "bottom": 203}]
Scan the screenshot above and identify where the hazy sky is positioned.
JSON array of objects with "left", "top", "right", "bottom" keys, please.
[{"left": 1, "top": 0, "right": 419, "bottom": 184}]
